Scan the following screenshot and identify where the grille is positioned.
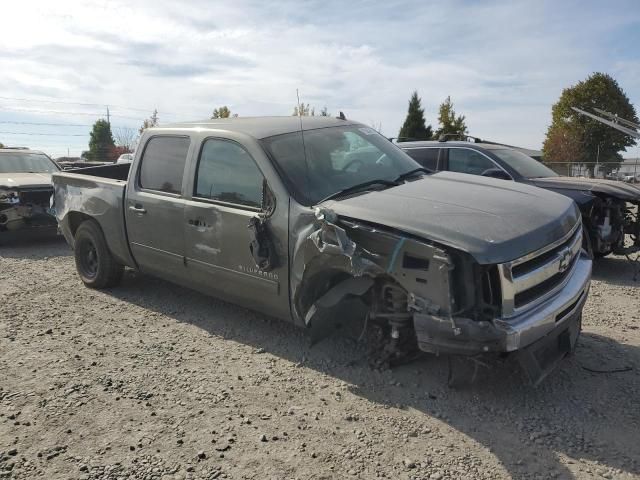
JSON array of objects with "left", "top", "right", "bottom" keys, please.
[
  {"left": 514, "top": 254, "right": 578, "bottom": 308},
  {"left": 19, "top": 188, "right": 53, "bottom": 206},
  {"left": 498, "top": 222, "right": 583, "bottom": 317}
]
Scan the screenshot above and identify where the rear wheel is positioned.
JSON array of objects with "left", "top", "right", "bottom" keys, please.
[{"left": 74, "top": 220, "right": 123, "bottom": 288}]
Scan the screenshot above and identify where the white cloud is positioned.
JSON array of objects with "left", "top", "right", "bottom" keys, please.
[{"left": 0, "top": 0, "right": 638, "bottom": 157}]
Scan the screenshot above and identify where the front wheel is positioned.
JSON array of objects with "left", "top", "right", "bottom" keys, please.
[{"left": 74, "top": 220, "right": 124, "bottom": 288}]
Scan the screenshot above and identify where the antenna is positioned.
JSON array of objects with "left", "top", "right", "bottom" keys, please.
[{"left": 296, "top": 89, "right": 311, "bottom": 192}]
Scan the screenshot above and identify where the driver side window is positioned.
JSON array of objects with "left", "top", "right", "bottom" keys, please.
[
  {"left": 448, "top": 148, "right": 496, "bottom": 176},
  {"left": 194, "top": 139, "right": 264, "bottom": 208}
]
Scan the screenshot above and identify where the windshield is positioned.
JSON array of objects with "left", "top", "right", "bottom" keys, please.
[
  {"left": 492, "top": 149, "right": 557, "bottom": 178},
  {"left": 261, "top": 125, "right": 422, "bottom": 205},
  {"left": 0, "top": 152, "right": 59, "bottom": 174}
]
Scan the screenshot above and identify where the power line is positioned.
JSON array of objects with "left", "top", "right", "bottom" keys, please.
[
  {"left": 0, "top": 120, "right": 94, "bottom": 127},
  {"left": 0, "top": 95, "right": 154, "bottom": 113},
  {"left": 0, "top": 131, "right": 88, "bottom": 136},
  {"left": 0, "top": 106, "right": 143, "bottom": 120}
]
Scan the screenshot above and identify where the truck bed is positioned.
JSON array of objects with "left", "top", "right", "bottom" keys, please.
[
  {"left": 51, "top": 170, "right": 135, "bottom": 268},
  {"left": 66, "top": 162, "right": 131, "bottom": 180}
]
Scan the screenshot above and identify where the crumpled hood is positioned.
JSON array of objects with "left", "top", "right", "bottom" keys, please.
[
  {"left": 532, "top": 176, "right": 640, "bottom": 201},
  {"left": 323, "top": 171, "right": 580, "bottom": 265},
  {"left": 0, "top": 172, "right": 53, "bottom": 190}
]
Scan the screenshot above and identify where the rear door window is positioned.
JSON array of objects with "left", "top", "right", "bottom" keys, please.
[
  {"left": 447, "top": 148, "right": 496, "bottom": 175},
  {"left": 139, "top": 136, "right": 190, "bottom": 194},
  {"left": 194, "top": 139, "right": 264, "bottom": 208},
  {"left": 404, "top": 148, "right": 440, "bottom": 170}
]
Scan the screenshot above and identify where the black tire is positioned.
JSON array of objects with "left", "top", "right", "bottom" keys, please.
[
  {"left": 74, "top": 220, "right": 124, "bottom": 288},
  {"left": 583, "top": 225, "right": 609, "bottom": 259}
]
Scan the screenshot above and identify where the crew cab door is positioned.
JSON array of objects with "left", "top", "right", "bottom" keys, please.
[
  {"left": 182, "top": 137, "right": 289, "bottom": 319},
  {"left": 125, "top": 135, "right": 192, "bottom": 281}
]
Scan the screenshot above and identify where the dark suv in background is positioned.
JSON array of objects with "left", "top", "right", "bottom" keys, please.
[{"left": 399, "top": 139, "right": 640, "bottom": 258}]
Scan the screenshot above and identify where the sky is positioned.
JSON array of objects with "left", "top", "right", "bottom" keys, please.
[{"left": 0, "top": 0, "right": 639, "bottom": 158}]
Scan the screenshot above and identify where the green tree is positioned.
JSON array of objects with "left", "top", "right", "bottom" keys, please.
[
  {"left": 398, "top": 91, "right": 432, "bottom": 141},
  {"left": 543, "top": 72, "right": 638, "bottom": 175},
  {"left": 139, "top": 109, "right": 159, "bottom": 134},
  {"left": 87, "top": 119, "right": 115, "bottom": 162},
  {"left": 543, "top": 124, "right": 586, "bottom": 175},
  {"left": 211, "top": 106, "right": 232, "bottom": 119},
  {"left": 0, "top": 142, "right": 4, "bottom": 148},
  {"left": 434, "top": 96, "right": 467, "bottom": 139}
]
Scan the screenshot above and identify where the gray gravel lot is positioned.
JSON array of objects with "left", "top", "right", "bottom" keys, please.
[{"left": 1, "top": 235, "right": 639, "bottom": 480}]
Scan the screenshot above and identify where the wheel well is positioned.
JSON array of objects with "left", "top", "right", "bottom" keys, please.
[
  {"left": 67, "top": 212, "right": 94, "bottom": 236},
  {"left": 297, "top": 269, "right": 354, "bottom": 317}
]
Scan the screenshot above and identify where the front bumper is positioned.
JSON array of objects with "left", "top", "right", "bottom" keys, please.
[
  {"left": 413, "top": 252, "right": 591, "bottom": 356},
  {"left": 0, "top": 204, "right": 58, "bottom": 232}
]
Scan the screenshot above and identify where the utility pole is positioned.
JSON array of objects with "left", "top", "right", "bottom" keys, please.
[{"left": 106, "top": 106, "right": 110, "bottom": 126}]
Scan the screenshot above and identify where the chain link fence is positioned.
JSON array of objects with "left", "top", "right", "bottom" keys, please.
[{"left": 543, "top": 161, "right": 640, "bottom": 183}]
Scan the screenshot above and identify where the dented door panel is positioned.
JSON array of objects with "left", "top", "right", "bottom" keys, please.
[
  {"left": 181, "top": 131, "right": 292, "bottom": 321},
  {"left": 183, "top": 198, "right": 287, "bottom": 317}
]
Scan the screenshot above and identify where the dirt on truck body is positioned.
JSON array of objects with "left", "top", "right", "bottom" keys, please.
[{"left": 52, "top": 116, "right": 592, "bottom": 384}]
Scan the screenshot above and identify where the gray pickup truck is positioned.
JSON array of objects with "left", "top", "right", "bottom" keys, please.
[{"left": 52, "top": 117, "right": 592, "bottom": 384}]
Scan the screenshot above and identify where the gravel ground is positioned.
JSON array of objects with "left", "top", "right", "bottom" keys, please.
[{"left": 1, "top": 234, "right": 639, "bottom": 480}]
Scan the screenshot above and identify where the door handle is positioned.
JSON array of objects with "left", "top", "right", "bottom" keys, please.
[{"left": 129, "top": 205, "right": 147, "bottom": 214}]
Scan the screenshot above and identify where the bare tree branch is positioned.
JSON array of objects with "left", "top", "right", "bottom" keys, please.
[{"left": 113, "top": 127, "right": 137, "bottom": 152}]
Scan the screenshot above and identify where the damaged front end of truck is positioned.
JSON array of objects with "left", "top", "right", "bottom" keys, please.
[
  {"left": 587, "top": 195, "right": 640, "bottom": 257},
  {"left": 0, "top": 186, "right": 57, "bottom": 233},
  {"left": 531, "top": 177, "right": 640, "bottom": 258},
  {"left": 283, "top": 205, "right": 591, "bottom": 385}
]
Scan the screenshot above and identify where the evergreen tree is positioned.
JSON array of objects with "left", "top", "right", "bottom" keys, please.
[
  {"left": 543, "top": 72, "right": 638, "bottom": 175},
  {"left": 87, "top": 119, "right": 115, "bottom": 162},
  {"left": 398, "top": 91, "right": 432, "bottom": 141},
  {"left": 434, "top": 96, "right": 468, "bottom": 139}
]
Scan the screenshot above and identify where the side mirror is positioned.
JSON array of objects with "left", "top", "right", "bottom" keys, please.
[{"left": 481, "top": 168, "right": 511, "bottom": 180}]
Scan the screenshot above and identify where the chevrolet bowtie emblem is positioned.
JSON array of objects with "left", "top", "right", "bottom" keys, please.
[{"left": 558, "top": 247, "right": 572, "bottom": 273}]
